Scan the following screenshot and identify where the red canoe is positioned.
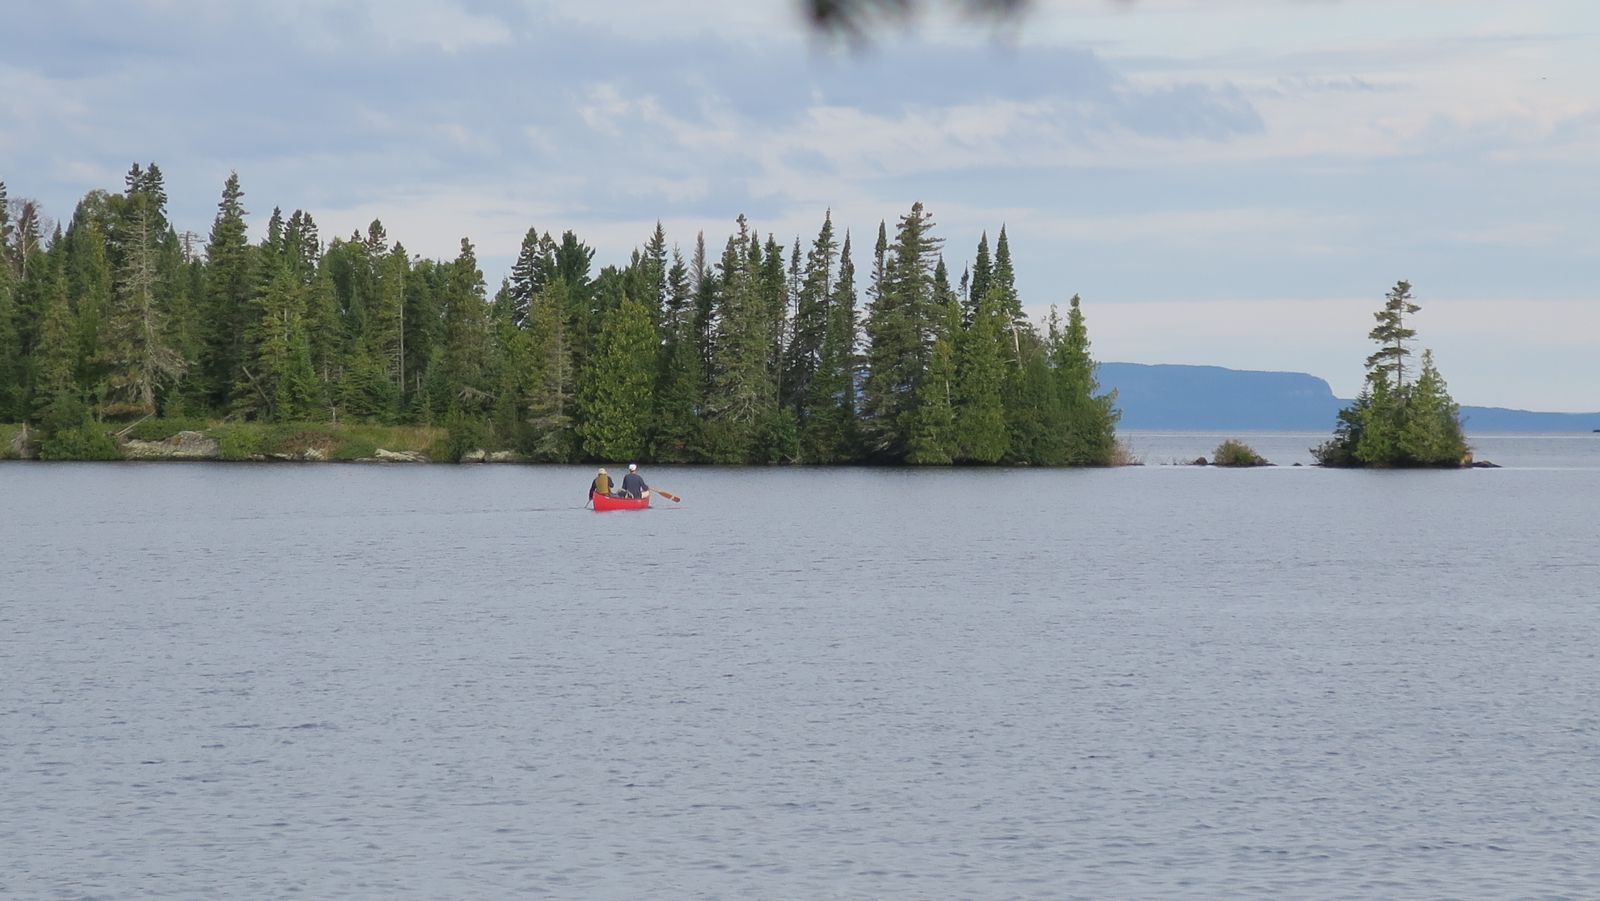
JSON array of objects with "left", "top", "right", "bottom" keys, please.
[{"left": 591, "top": 492, "right": 650, "bottom": 511}]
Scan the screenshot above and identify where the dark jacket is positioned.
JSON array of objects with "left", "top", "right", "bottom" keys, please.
[
  {"left": 621, "top": 472, "right": 647, "bottom": 497},
  {"left": 589, "top": 474, "right": 613, "bottom": 499}
]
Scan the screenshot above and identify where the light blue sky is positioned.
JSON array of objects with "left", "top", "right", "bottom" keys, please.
[{"left": 5, "top": 0, "right": 1596, "bottom": 410}]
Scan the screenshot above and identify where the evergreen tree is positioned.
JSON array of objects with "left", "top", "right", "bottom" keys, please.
[
  {"left": 526, "top": 278, "right": 579, "bottom": 461},
  {"left": 1366, "top": 280, "right": 1420, "bottom": 390},
  {"left": 241, "top": 253, "right": 319, "bottom": 420},
  {"left": 507, "top": 226, "right": 553, "bottom": 327},
  {"left": 31, "top": 245, "right": 78, "bottom": 420},
  {"left": 861, "top": 204, "right": 939, "bottom": 460},
  {"left": 1050, "top": 295, "right": 1119, "bottom": 465},
  {"left": 801, "top": 231, "right": 859, "bottom": 463},
  {"left": 63, "top": 202, "right": 114, "bottom": 391},
  {"left": 577, "top": 294, "right": 657, "bottom": 461},
  {"left": 200, "top": 173, "right": 252, "bottom": 408},
  {"left": 783, "top": 212, "right": 836, "bottom": 420},
  {"left": 651, "top": 248, "right": 703, "bottom": 462},
  {"left": 704, "top": 216, "right": 774, "bottom": 463},
  {"left": 991, "top": 225, "right": 1024, "bottom": 365},
  {"left": 954, "top": 290, "right": 1009, "bottom": 463},
  {"left": 97, "top": 196, "right": 185, "bottom": 418},
  {"left": 440, "top": 238, "right": 491, "bottom": 411},
  {"left": 0, "top": 250, "right": 20, "bottom": 420},
  {"left": 967, "top": 231, "right": 991, "bottom": 325},
  {"left": 1398, "top": 349, "right": 1466, "bottom": 465},
  {"left": 906, "top": 274, "right": 959, "bottom": 464},
  {"left": 1321, "top": 280, "right": 1466, "bottom": 468}
]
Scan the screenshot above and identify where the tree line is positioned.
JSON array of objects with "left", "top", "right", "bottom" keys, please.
[{"left": 0, "top": 166, "right": 1120, "bottom": 464}]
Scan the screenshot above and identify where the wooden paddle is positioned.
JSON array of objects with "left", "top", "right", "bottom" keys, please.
[{"left": 653, "top": 488, "right": 681, "bottom": 503}]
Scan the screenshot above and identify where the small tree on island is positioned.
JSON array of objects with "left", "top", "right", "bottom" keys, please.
[{"left": 1313, "top": 281, "right": 1467, "bottom": 467}]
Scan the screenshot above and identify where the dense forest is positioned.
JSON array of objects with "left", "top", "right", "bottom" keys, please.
[{"left": 0, "top": 165, "right": 1120, "bottom": 464}]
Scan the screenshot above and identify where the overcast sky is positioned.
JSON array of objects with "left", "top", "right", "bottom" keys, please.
[{"left": 5, "top": 0, "right": 1596, "bottom": 410}]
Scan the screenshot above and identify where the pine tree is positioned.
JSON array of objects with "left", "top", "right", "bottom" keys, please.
[
  {"left": 1366, "top": 280, "right": 1420, "bottom": 390},
  {"left": 577, "top": 294, "right": 657, "bottom": 461}
]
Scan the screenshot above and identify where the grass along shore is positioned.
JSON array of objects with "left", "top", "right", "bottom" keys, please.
[{"left": 0, "top": 419, "right": 477, "bottom": 463}]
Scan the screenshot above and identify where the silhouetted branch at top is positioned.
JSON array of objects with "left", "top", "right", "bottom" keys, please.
[
  {"left": 804, "top": 0, "right": 1032, "bottom": 38},
  {"left": 804, "top": 0, "right": 1137, "bottom": 39}
]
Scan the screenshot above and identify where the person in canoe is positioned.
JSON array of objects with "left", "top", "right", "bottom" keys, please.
[
  {"left": 619, "top": 462, "right": 649, "bottom": 499},
  {"left": 589, "top": 467, "right": 616, "bottom": 501}
]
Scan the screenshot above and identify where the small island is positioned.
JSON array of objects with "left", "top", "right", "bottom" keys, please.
[{"left": 1312, "top": 281, "right": 1472, "bottom": 468}]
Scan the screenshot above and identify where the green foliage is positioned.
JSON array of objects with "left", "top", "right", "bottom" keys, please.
[
  {"left": 577, "top": 294, "right": 657, "bottom": 461},
  {"left": 40, "top": 422, "right": 122, "bottom": 461},
  {"left": 954, "top": 291, "right": 1009, "bottom": 463},
  {"left": 1320, "top": 283, "right": 1467, "bottom": 467},
  {"left": 444, "top": 411, "right": 490, "bottom": 463},
  {"left": 4, "top": 171, "right": 1131, "bottom": 468},
  {"left": 0, "top": 423, "right": 25, "bottom": 459},
  {"left": 37, "top": 392, "right": 121, "bottom": 460},
  {"left": 1212, "top": 439, "right": 1268, "bottom": 467}
]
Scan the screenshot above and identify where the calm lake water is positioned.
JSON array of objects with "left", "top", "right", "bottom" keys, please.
[{"left": 5, "top": 433, "right": 1599, "bottom": 899}]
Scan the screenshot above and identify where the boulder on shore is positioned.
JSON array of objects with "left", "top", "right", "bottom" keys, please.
[
  {"left": 122, "top": 430, "right": 220, "bottom": 461},
  {"left": 370, "top": 448, "right": 429, "bottom": 464},
  {"left": 6, "top": 425, "right": 37, "bottom": 460},
  {"left": 459, "top": 449, "right": 488, "bottom": 463},
  {"left": 486, "top": 450, "right": 521, "bottom": 463}
]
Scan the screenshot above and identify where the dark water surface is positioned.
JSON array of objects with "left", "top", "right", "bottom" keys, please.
[{"left": 5, "top": 436, "right": 1599, "bottom": 899}]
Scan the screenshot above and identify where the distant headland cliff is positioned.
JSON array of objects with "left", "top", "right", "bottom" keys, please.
[{"left": 1096, "top": 363, "right": 1600, "bottom": 433}]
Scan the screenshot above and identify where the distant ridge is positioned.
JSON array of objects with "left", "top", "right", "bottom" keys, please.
[{"left": 1096, "top": 362, "right": 1600, "bottom": 433}]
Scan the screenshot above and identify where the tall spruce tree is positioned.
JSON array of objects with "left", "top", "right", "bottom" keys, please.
[
  {"left": 906, "top": 265, "right": 959, "bottom": 464},
  {"left": 801, "top": 231, "right": 859, "bottom": 463},
  {"left": 954, "top": 290, "right": 1009, "bottom": 463},
  {"left": 861, "top": 203, "right": 940, "bottom": 460},
  {"left": 577, "top": 294, "right": 657, "bottom": 461},
  {"left": 1049, "top": 296, "right": 1118, "bottom": 465},
  {"left": 31, "top": 244, "right": 78, "bottom": 421},
  {"left": 200, "top": 173, "right": 251, "bottom": 409},
  {"left": 651, "top": 248, "right": 703, "bottom": 462},
  {"left": 704, "top": 216, "right": 774, "bottom": 463},
  {"left": 440, "top": 238, "right": 492, "bottom": 412},
  {"left": 98, "top": 195, "right": 185, "bottom": 419},
  {"left": 967, "top": 231, "right": 991, "bottom": 325},
  {"left": 784, "top": 212, "right": 836, "bottom": 420},
  {"left": 1398, "top": 349, "right": 1466, "bottom": 465}
]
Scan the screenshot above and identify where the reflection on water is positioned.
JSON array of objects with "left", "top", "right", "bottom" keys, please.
[{"left": 4, "top": 456, "right": 1599, "bottom": 898}]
